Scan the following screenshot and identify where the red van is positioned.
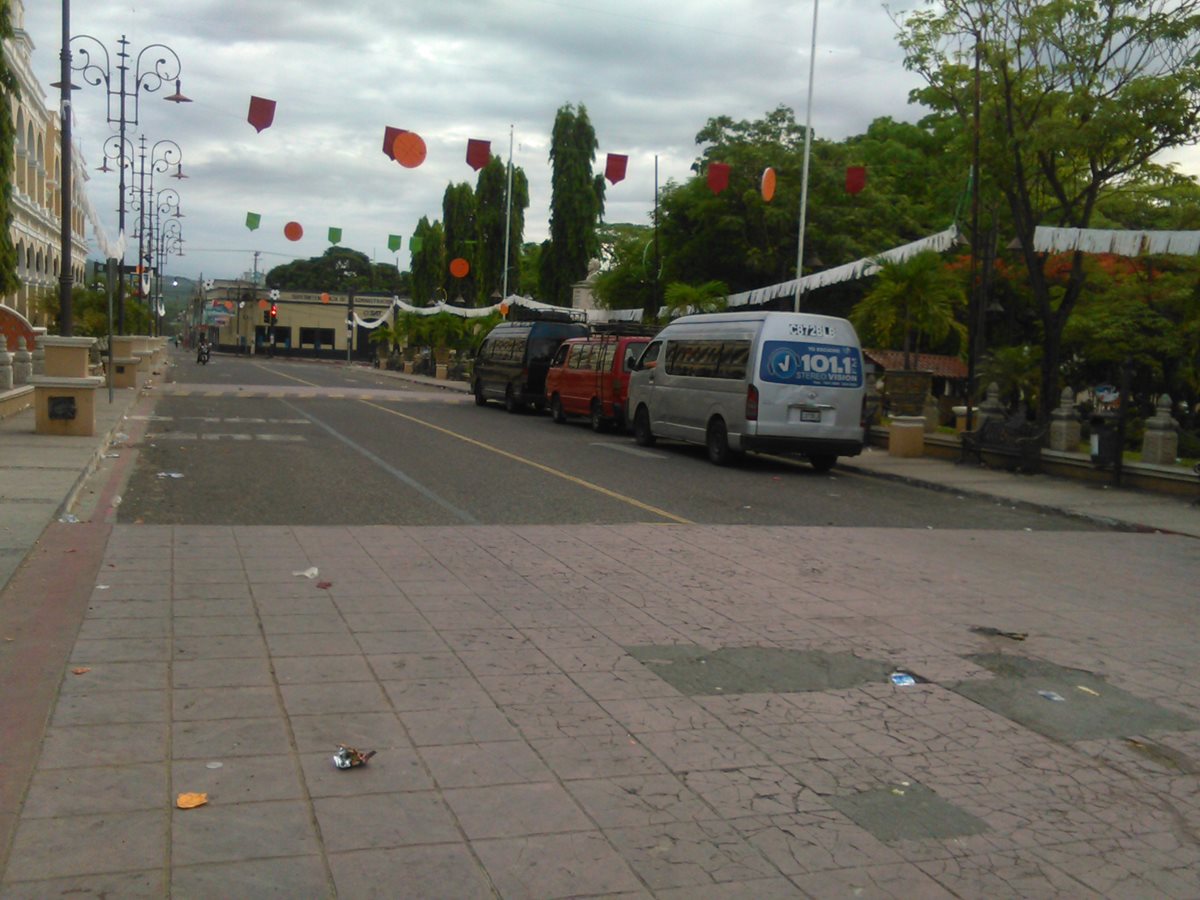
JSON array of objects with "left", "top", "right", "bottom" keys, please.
[{"left": 545, "top": 333, "right": 654, "bottom": 431}]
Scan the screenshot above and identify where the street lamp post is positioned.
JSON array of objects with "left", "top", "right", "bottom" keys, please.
[
  {"left": 69, "top": 32, "right": 190, "bottom": 333},
  {"left": 128, "top": 139, "right": 184, "bottom": 334},
  {"left": 155, "top": 218, "right": 184, "bottom": 337}
]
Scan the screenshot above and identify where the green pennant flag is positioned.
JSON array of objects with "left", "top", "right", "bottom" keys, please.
[
  {"left": 387, "top": 234, "right": 402, "bottom": 252},
  {"left": 328, "top": 227, "right": 342, "bottom": 245},
  {"left": 410, "top": 236, "right": 423, "bottom": 253},
  {"left": 245, "top": 212, "right": 261, "bottom": 231}
]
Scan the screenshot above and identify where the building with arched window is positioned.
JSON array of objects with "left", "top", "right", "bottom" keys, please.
[{"left": 4, "top": 0, "right": 90, "bottom": 327}]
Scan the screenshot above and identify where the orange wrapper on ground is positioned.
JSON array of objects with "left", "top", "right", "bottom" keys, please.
[{"left": 176, "top": 792, "right": 208, "bottom": 809}]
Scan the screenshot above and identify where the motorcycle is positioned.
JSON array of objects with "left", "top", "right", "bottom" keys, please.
[{"left": 197, "top": 345, "right": 210, "bottom": 365}]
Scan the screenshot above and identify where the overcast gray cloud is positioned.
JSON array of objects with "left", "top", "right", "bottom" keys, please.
[{"left": 28, "top": 0, "right": 1192, "bottom": 289}]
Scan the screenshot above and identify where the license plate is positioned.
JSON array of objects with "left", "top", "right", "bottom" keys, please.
[{"left": 800, "top": 410, "right": 821, "bottom": 423}]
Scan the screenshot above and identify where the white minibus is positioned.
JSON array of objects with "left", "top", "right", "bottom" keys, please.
[{"left": 626, "top": 311, "right": 867, "bottom": 469}]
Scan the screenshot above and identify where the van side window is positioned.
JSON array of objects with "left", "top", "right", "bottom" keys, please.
[
  {"left": 664, "top": 339, "right": 751, "bottom": 379},
  {"left": 636, "top": 340, "right": 661, "bottom": 369},
  {"left": 623, "top": 343, "right": 645, "bottom": 371},
  {"left": 597, "top": 344, "right": 615, "bottom": 373},
  {"left": 552, "top": 344, "right": 570, "bottom": 367}
]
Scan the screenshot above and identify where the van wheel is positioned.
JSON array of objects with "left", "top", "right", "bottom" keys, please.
[
  {"left": 474, "top": 380, "right": 487, "bottom": 407},
  {"left": 706, "top": 418, "right": 735, "bottom": 466},
  {"left": 550, "top": 395, "right": 566, "bottom": 423},
  {"left": 504, "top": 385, "right": 520, "bottom": 413},
  {"left": 589, "top": 399, "right": 606, "bottom": 433},
  {"left": 809, "top": 454, "right": 837, "bottom": 473},
  {"left": 633, "top": 406, "right": 656, "bottom": 447}
]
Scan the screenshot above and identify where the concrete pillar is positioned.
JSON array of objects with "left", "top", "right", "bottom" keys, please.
[
  {"left": 977, "top": 382, "right": 1005, "bottom": 424},
  {"left": 0, "top": 347, "right": 12, "bottom": 391},
  {"left": 12, "top": 338, "right": 32, "bottom": 385},
  {"left": 922, "top": 394, "right": 939, "bottom": 433},
  {"left": 1049, "top": 387, "right": 1082, "bottom": 452},
  {"left": 1141, "top": 394, "right": 1179, "bottom": 465},
  {"left": 888, "top": 415, "right": 926, "bottom": 458},
  {"left": 32, "top": 335, "right": 45, "bottom": 376}
]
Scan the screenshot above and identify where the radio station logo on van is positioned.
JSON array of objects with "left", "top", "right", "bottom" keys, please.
[{"left": 760, "top": 341, "right": 863, "bottom": 388}]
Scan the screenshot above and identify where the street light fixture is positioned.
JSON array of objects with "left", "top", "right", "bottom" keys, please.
[
  {"left": 68, "top": 31, "right": 190, "bottom": 333},
  {"left": 126, "top": 137, "right": 183, "bottom": 333}
]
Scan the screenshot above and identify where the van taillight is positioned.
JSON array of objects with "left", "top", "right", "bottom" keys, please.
[{"left": 745, "top": 384, "right": 759, "bottom": 421}]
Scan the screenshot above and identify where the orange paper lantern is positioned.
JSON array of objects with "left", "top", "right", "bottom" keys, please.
[
  {"left": 284, "top": 221, "right": 303, "bottom": 241},
  {"left": 320, "top": 292, "right": 331, "bottom": 304},
  {"left": 392, "top": 131, "right": 427, "bottom": 168},
  {"left": 761, "top": 167, "right": 777, "bottom": 202},
  {"left": 449, "top": 257, "right": 470, "bottom": 278},
  {"left": 258, "top": 298, "right": 269, "bottom": 309},
  {"left": 499, "top": 302, "right": 509, "bottom": 316}
]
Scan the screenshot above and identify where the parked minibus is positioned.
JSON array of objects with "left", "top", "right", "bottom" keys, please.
[
  {"left": 544, "top": 332, "right": 654, "bottom": 431},
  {"left": 626, "top": 311, "right": 866, "bottom": 468},
  {"left": 473, "top": 318, "right": 589, "bottom": 412}
]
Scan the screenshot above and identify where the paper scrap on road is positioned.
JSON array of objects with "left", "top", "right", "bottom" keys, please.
[
  {"left": 71, "top": 667, "right": 91, "bottom": 675},
  {"left": 1076, "top": 685, "right": 1101, "bottom": 697},
  {"left": 176, "top": 792, "right": 208, "bottom": 809},
  {"left": 156, "top": 472, "right": 185, "bottom": 479},
  {"left": 293, "top": 567, "right": 319, "bottom": 579},
  {"left": 332, "top": 744, "right": 375, "bottom": 769},
  {"left": 1037, "top": 690, "right": 1066, "bottom": 702},
  {"left": 316, "top": 581, "right": 333, "bottom": 590}
]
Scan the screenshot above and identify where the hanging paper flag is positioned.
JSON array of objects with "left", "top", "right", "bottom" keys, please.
[
  {"left": 269, "top": 289, "right": 280, "bottom": 300},
  {"left": 382, "top": 126, "right": 403, "bottom": 160},
  {"left": 392, "top": 131, "right": 427, "bottom": 168},
  {"left": 466, "top": 139, "right": 491, "bottom": 171},
  {"left": 846, "top": 166, "right": 867, "bottom": 195},
  {"left": 245, "top": 212, "right": 261, "bottom": 231},
  {"left": 410, "top": 236, "right": 423, "bottom": 253},
  {"left": 761, "top": 168, "right": 776, "bottom": 203},
  {"left": 605, "top": 154, "right": 628, "bottom": 185},
  {"left": 388, "top": 234, "right": 403, "bottom": 252},
  {"left": 707, "top": 162, "right": 731, "bottom": 195},
  {"left": 329, "top": 227, "right": 342, "bottom": 245},
  {"left": 247, "top": 96, "right": 276, "bottom": 133},
  {"left": 140, "top": 273, "right": 151, "bottom": 296},
  {"left": 320, "top": 292, "right": 331, "bottom": 304},
  {"left": 284, "top": 221, "right": 303, "bottom": 241},
  {"left": 449, "top": 258, "right": 470, "bottom": 278},
  {"left": 258, "top": 298, "right": 269, "bottom": 309}
]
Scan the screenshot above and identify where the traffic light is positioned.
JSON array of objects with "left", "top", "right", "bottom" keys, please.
[
  {"left": 263, "top": 310, "right": 270, "bottom": 324},
  {"left": 270, "top": 303, "right": 278, "bottom": 325}
]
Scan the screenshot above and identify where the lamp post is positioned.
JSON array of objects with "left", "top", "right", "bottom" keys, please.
[
  {"left": 154, "top": 218, "right": 184, "bottom": 338},
  {"left": 69, "top": 32, "right": 190, "bottom": 334},
  {"left": 127, "top": 140, "right": 184, "bottom": 334},
  {"left": 56, "top": 0, "right": 74, "bottom": 334}
]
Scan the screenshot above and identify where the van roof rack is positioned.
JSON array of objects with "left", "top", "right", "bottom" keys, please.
[
  {"left": 588, "top": 322, "right": 661, "bottom": 337},
  {"left": 507, "top": 306, "right": 587, "bottom": 323}
]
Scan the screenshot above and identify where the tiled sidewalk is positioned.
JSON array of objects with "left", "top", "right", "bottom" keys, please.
[{"left": 3, "top": 523, "right": 1198, "bottom": 898}]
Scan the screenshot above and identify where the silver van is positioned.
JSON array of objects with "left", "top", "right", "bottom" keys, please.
[{"left": 626, "top": 311, "right": 866, "bottom": 469}]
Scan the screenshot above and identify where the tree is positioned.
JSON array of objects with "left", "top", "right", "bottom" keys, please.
[
  {"left": 850, "top": 250, "right": 967, "bottom": 367},
  {"left": 0, "top": 2, "right": 19, "bottom": 298},
  {"left": 266, "top": 247, "right": 374, "bottom": 291},
  {"left": 592, "top": 224, "right": 656, "bottom": 311},
  {"left": 541, "top": 103, "right": 605, "bottom": 305},
  {"left": 443, "top": 183, "right": 478, "bottom": 304},
  {"left": 661, "top": 281, "right": 729, "bottom": 321},
  {"left": 409, "top": 217, "right": 446, "bottom": 305},
  {"left": 476, "top": 158, "right": 529, "bottom": 302},
  {"left": 898, "top": 0, "right": 1200, "bottom": 423}
]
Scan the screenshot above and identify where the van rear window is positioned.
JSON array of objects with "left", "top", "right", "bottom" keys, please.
[{"left": 664, "top": 339, "right": 751, "bottom": 379}]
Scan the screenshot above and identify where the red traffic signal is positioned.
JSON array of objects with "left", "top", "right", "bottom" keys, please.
[{"left": 269, "top": 303, "right": 278, "bottom": 324}]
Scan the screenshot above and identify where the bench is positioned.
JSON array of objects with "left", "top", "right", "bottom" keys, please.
[{"left": 960, "top": 411, "right": 1045, "bottom": 474}]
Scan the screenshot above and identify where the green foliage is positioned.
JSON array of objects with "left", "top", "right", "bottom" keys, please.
[
  {"left": 850, "top": 251, "right": 967, "bottom": 362},
  {"left": 68, "top": 285, "right": 150, "bottom": 338},
  {"left": 265, "top": 247, "right": 402, "bottom": 292},
  {"left": 409, "top": 217, "right": 446, "bottom": 305},
  {"left": 592, "top": 224, "right": 656, "bottom": 312},
  {"left": 661, "top": 281, "right": 729, "bottom": 321},
  {"left": 542, "top": 103, "right": 605, "bottom": 305},
  {"left": 897, "top": 0, "right": 1200, "bottom": 421},
  {"left": 443, "top": 183, "right": 478, "bottom": 303},
  {"left": 475, "top": 158, "right": 529, "bottom": 302},
  {"left": 0, "top": 1, "right": 21, "bottom": 296},
  {"left": 977, "top": 345, "right": 1041, "bottom": 410}
]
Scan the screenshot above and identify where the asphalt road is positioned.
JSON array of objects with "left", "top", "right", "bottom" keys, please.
[{"left": 116, "top": 350, "right": 1106, "bottom": 530}]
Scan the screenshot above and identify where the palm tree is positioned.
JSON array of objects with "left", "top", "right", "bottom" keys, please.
[
  {"left": 851, "top": 251, "right": 966, "bottom": 368},
  {"left": 661, "top": 280, "right": 729, "bottom": 322}
]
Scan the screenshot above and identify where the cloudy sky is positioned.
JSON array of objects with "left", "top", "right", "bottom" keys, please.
[{"left": 23, "top": 0, "right": 1197, "bottom": 291}]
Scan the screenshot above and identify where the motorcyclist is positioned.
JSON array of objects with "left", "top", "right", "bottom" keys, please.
[{"left": 196, "top": 335, "right": 210, "bottom": 363}]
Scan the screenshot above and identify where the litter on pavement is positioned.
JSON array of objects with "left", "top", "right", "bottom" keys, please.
[
  {"left": 176, "top": 792, "right": 208, "bottom": 809},
  {"left": 332, "top": 744, "right": 376, "bottom": 769},
  {"left": 1037, "top": 690, "right": 1066, "bottom": 702},
  {"left": 970, "top": 626, "right": 1029, "bottom": 641},
  {"left": 292, "top": 567, "right": 319, "bottom": 579}
]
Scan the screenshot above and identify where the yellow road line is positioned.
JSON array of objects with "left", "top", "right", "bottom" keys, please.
[
  {"left": 252, "top": 363, "right": 321, "bottom": 387},
  {"left": 359, "top": 400, "right": 693, "bottom": 525}
]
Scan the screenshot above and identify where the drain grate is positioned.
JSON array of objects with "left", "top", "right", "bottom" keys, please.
[
  {"left": 949, "top": 654, "right": 1198, "bottom": 742},
  {"left": 625, "top": 645, "right": 891, "bottom": 696},
  {"left": 830, "top": 782, "right": 990, "bottom": 842}
]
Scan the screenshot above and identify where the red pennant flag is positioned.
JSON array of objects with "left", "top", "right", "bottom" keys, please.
[
  {"left": 605, "top": 153, "right": 628, "bottom": 185},
  {"left": 466, "top": 139, "right": 491, "bottom": 171},
  {"left": 382, "top": 126, "right": 403, "bottom": 160},
  {"left": 247, "top": 96, "right": 276, "bottom": 133},
  {"left": 846, "top": 166, "right": 867, "bottom": 195},
  {"left": 707, "top": 162, "right": 731, "bottom": 195}
]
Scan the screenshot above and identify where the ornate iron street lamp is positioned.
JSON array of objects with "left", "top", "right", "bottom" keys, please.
[
  {"left": 126, "top": 137, "right": 184, "bottom": 332},
  {"left": 68, "top": 32, "right": 190, "bottom": 333}
]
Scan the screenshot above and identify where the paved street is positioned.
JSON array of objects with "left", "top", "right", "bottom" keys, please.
[{"left": 1, "top": 352, "right": 1197, "bottom": 898}]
